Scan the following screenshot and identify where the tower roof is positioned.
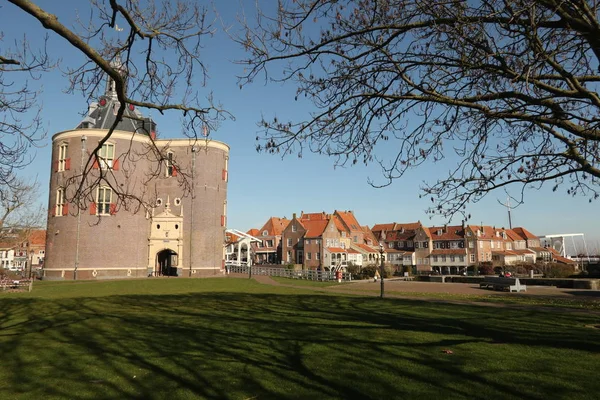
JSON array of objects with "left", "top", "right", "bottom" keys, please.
[{"left": 76, "top": 60, "right": 156, "bottom": 136}]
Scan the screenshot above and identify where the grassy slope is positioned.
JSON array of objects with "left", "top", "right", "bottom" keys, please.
[{"left": 1, "top": 278, "right": 599, "bottom": 399}]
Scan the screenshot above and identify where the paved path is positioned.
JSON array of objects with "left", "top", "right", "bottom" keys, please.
[{"left": 228, "top": 273, "right": 600, "bottom": 313}]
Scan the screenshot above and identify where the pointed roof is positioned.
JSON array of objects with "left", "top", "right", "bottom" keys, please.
[
  {"left": 428, "top": 226, "right": 465, "bottom": 240},
  {"left": 512, "top": 227, "right": 539, "bottom": 240},
  {"left": 259, "top": 217, "right": 290, "bottom": 236},
  {"left": 76, "top": 60, "right": 155, "bottom": 135},
  {"left": 302, "top": 220, "right": 329, "bottom": 238},
  {"left": 334, "top": 210, "right": 362, "bottom": 232},
  {"left": 247, "top": 228, "right": 260, "bottom": 237}
]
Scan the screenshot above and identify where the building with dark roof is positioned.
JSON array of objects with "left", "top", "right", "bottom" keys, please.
[{"left": 44, "top": 66, "right": 229, "bottom": 280}]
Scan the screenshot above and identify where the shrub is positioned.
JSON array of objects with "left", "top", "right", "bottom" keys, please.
[
  {"left": 479, "top": 263, "right": 494, "bottom": 275},
  {"left": 542, "top": 263, "right": 575, "bottom": 278}
]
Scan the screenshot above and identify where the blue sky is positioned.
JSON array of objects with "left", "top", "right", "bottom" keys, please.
[{"left": 3, "top": 1, "right": 599, "bottom": 253}]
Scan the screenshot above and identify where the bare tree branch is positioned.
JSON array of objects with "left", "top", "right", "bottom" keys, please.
[{"left": 236, "top": 0, "right": 600, "bottom": 219}]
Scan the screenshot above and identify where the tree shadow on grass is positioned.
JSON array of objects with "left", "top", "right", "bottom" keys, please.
[{"left": 0, "top": 293, "right": 599, "bottom": 399}]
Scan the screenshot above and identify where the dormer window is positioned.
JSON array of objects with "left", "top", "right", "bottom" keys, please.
[
  {"left": 437, "top": 229, "right": 442, "bottom": 236},
  {"left": 263, "top": 230, "right": 268, "bottom": 236}
]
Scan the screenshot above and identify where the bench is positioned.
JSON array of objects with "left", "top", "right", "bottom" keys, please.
[
  {"left": 0, "top": 279, "right": 33, "bottom": 292},
  {"left": 479, "top": 276, "right": 526, "bottom": 293}
]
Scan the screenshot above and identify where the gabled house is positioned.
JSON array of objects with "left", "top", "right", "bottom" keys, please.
[
  {"left": 281, "top": 214, "right": 307, "bottom": 264},
  {"left": 254, "top": 217, "right": 289, "bottom": 264},
  {"left": 422, "top": 225, "right": 467, "bottom": 274},
  {"left": 371, "top": 221, "right": 421, "bottom": 272}
]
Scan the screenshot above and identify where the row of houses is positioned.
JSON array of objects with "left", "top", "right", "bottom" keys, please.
[
  {"left": 225, "top": 211, "right": 576, "bottom": 274},
  {"left": 0, "top": 230, "right": 46, "bottom": 272}
]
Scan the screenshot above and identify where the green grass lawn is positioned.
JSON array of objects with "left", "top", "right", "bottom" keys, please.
[{"left": 1, "top": 278, "right": 599, "bottom": 399}]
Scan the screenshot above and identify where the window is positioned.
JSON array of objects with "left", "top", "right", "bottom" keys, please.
[
  {"left": 266, "top": 240, "right": 273, "bottom": 247},
  {"left": 479, "top": 241, "right": 483, "bottom": 248},
  {"left": 306, "top": 252, "right": 311, "bottom": 260},
  {"left": 353, "top": 236, "right": 358, "bottom": 243},
  {"left": 292, "top": 223, "right": 297, "bottom": 232},
  {"left": 55, "top": 188, "right": 67, "bottom": 216},
  {"left": 433, "top": 255, "right": 438, "bottom": 262},
  {"left": 316, "top": 252, "right": 320, "bottom": 260},
  {"left": 450, "top": 256, "right": 455, "bottom": 262},
  {"left": 469, "top": 241, "right": 474, "bottom": 248},
  {"left": 287, "top": 251, "right": 291, "bottom": 262},
  {"left": 263, "top": 230, "right": 268, "bottom": 236},
  {"left": 306, "top": 239, "right": 310, "bottom": 245},
  {"left": 287, "top": 238, "right": 292, "bottom": 247},
  {"left": 166, "top": 152, "right": 177, "bottom": 177},
  {"left": 441, "top": 256, "right": 446, "bottom": 262},
  {"left": 96, "top": 186, "right": 113, "bottom": 215},
  {"left": 57, "top": 143, "right": 69, "bottom": 172},
  {"left": 415, "top": 242, "right": 420, "bottom": 249},
  {"left": 470, "top": 254, "right": 475, "bottom": 263},
  {"left": 423, "top": 241, "right": 428, "bottom": 248},
  {"left": 341, "top": 231, "right": 346, "bottom": 238},
  {"left": 407, "top": 241, "right": 413, "bottom": 247},
  {"left": 99, "top": 143, "right": 115, "bottom": 169},
  {"left": 459, "top": 256, "right": 465, "bottom": 262}
]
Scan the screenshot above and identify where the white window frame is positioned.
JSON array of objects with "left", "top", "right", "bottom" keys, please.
[
  {"left": 287, "top": 238, "right": 292, "bottom": 247},
  {"left": 55, "top": 188, "right": 65, "bottom": 216},
  {"left": 96, "top": 186, "right": 112, "bottom": 215},
  {"left": 99, "top": 143, "right": 115, "bottom": 170},
  {"left": 292, "top": 224, "right": 297, "bottom": 232},
  {"left": 58, "top": 143, "right": 68, "bottom": 172},
  {"left": 316, "top": 252, "right": 320, "bottom": 260}
]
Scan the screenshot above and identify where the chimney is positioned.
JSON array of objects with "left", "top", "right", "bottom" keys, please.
[{"left": 293, "top": 213, "right": 296, "bottom": 219}]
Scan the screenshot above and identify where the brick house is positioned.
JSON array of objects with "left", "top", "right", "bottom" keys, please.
[
  {"left": 371, "top": 222, "right": 421, "bottom": 273},
  {"left": 253, "top": 217, "right": 289, "bottom": 264}
]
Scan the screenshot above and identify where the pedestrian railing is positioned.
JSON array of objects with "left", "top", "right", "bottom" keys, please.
[{"left": 228, "top": 265, "right": 353, "bottom": 281}]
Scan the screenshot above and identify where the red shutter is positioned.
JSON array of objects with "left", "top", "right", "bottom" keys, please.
[
  {"left": 110, "top": 203, "right": 117, "bottom": 215},
  {"left": 150, "top": 131, "right": 156, "bottom": 140},
  {"left": 113, "top": 159, "right": 120, "bottom": 171},
  {"left": 90, "top": 202, "right": 97, "bottom": 215},
  {"left": 221, "top": 215, "right": 226, "bottom": 227},
  {"left": 62, "top": 203, "right": 69, "bottom": 216},
  {"left": 54, "top": 160, "right": 59, "bottom": 172},
  {"left": 222, "top": 169, "right": 228, "bottom": 181},
  {"left": 172, "top": 166, "right": 178, "bottom": 177},
  {"left": 65, "top": 158, "right": 71, "bottom": 170},
  {"left": 92, "top": 158, "right": 99, "bottom": 169}
]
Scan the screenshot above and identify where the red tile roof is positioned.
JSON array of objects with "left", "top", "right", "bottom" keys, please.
[
  {"left": 258, "top": 217, "right": 290, "bottom": 236},
  {"left": 247, "top": 228, "right": 260, "bottom": 237},
  {"left": 29, "top": 230, "right": 46, "bottom": 246},
  {"left": 302, "top": 220, "right": 328, "bottom": 238},
  {"left": 334, "top": 210, "right": 362, "bottom": 232},
  {"left": 491, "top": 250, "right": 518, "bottom": 256},
  {"left": 512, "top": 227, "right": 539, "bottom": 240},
  {"left": 428, "top": 226, "right": 465, "bottom": 240},
  {"left": 372, "top": 222, "right": 421, "bottom": 232},
  {"left": 353, "top": 243, "right": 378, "bottom": 253},
  {"left": 300, "top": 212, "right": 328, "bottom": 221}
]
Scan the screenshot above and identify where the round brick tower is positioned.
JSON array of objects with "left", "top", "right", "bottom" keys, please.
[{"left": 44, "top": 70, "right": 229, "bottom": 280}]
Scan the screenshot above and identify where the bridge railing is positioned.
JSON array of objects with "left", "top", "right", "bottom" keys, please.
[{"left": 227, "top": 265, "right": 353, "bottom": 281}]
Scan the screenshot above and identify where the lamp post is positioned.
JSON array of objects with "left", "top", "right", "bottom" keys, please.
[{"left": 379, "top": 241, "right": 385, "bottom": 298}]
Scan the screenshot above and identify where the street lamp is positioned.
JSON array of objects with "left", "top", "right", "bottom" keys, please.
[{"left": 379, "top": 241, "right": 385, "bottom": 298}]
